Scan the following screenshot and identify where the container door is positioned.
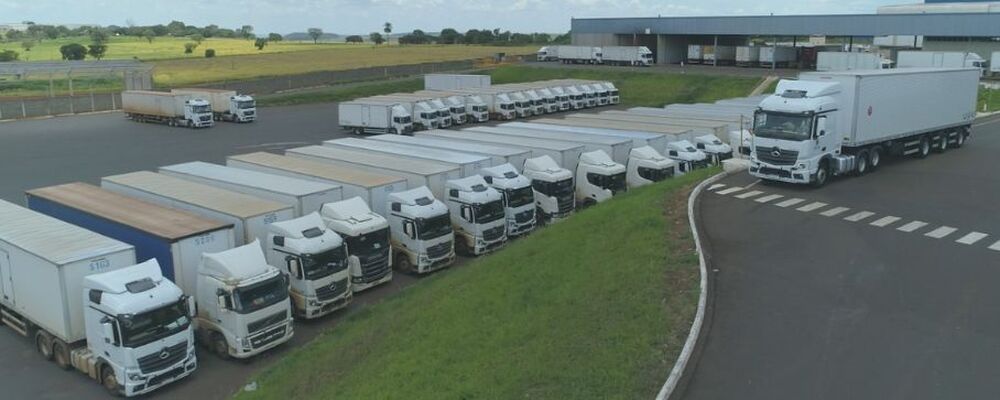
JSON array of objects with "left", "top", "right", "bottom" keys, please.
[{"left": 0, "top": 249, "right": 13, "bottom": 304}]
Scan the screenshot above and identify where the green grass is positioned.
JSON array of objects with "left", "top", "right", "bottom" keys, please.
[
  {"left": 0, "top": 36, "right": 350, "bottom": 62},
  {"left": 236, "top": 168, "right": 717, "bottom": 400},
  {"left": 978, "top": 86, "right": 1000, "bottom": 112},
  {"left": 257, "top": 78, "right": 423, "bottom": 107}
]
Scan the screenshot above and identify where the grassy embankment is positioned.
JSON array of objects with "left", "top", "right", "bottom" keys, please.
[
  {"left": 236, "top": 167, "right": 718, "bottom": 400},
  {"left": 260, "top": 64, "right": 763, "bottom": 107},
  {"left": 978, "top": 87, "right": 1000, "bottom": 112}
]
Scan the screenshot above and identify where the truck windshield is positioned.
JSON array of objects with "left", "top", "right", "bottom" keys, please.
[
  {"left": 506, "top": 186, "right": 535, "bottom": 208},
  {"left": 345, "top": 227, "right": 389, "bottom": 257},
  {"left": 237, "top": 100, "right": 256, "bottom": 109},
  {"left": 474, "top": 105, "right": 488, "bottom": 112},
  {"left": 501, "top": 103, "right": 514, "bottom": 110},
  {"left": 417, "top": 213, "right": 453, "bottom": 240},
  {"left": 119, "top": 299, "right": 190, "bottom": 348},
  {"left": 587, "top": 172, "right": 627, "bottom": 194},
  {"left": 532, "top": 178, "right": 574, "bottom": 197},
  {"left": 192, "top": 105, "right": 211, "bottom": 114},
  {"left": 753, "top": 111, "right": 813, "bottom": 141},
  {"left": 638, "top": 166, "right": 673, "bottom": 182},
  {"left": 233, "top": 274, "right": 289, "bottom": 314},
  {"left": 301, "top": 246, "right": 347, "bottom": 281},
  {"left": 474, "top": 200, "right": 505, "bottom": 223}
]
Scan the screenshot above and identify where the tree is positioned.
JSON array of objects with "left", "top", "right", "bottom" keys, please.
[
  {"left": 552, "top": 32, "right": 571, "bottom": 44},
  {"left": 184, "top": 42, "right": 198, "bottom": 54},
  {"left": 21, "top": 40, "right": 35, "bottom": 52},
  {"left": 142, "top": 29, "right": 156, "bottom": 44},
  {"left": 254, "top": 37, "right": 268, "bottom": 50},
  {"left": 268, "top": 33, "right": 283, "bottom": 42},
  {"left": 307, "top": 28, "right": 323, "bottom": 44},
  {"left": 190, "top": 33, "right": 204, "bottom": 44},
  {"left": 0, "top": 50, "right": 19, "bottom": 62},
  {"left": 43, "top": 25, "right": 60, "bottom": 40},
  {"left": 87, "top": 44, "right": 107, "bottom": 60},
  {"left": 59, "top": 43, "right": 87, "bottom": 60},
  {"left": 439, "top": 28, "right": 462, "bottom": 44},
  {"left": 369, "top": 32, "right": 385, "bottom": 45},
  {"left": 345, "top": 35, "right": 363, "bottom": 43},
  {"left": 167, "top": 20, "right": 186, "bottom": 36},
  {"left": 205, "top": 48, "right": 216, "bottom": 58},
  {"left": 5, "top": 30, "right": 22, "bottom": 40},
  {"left": 399, "top": 29, "right": 434, "bottom": 45},
  {"left": 89, "top": 28, "right": 110, "bottom": 45},
  {"left": 383, "top": 22, "right": 392, "bottom": 37},
  {"left": 240, "top": 25, "right": 254, "bottom": 40}
]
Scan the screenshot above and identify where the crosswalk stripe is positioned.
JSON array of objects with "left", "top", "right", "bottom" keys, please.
[
  {"left": 844, "top": 211, "right": 875, "bottom": 222},
  {"left": 870, "top": 216, "right": 901, "bottom": 227},
  {"left": 716, "top": 187, "right": 744, "bottom": 195},
  {"left": 796, "top": 202, "right": 827, "bottom": 212},
  {"left": 956, "top": 232, "right": 989, "bottom": 245},
  {"left": 755, "top": 194, "right": 784, "bottom": 203},
  {"left": 820, "top": 207, "right": 850, "bottom": 217},
  {"left": 925, "top": 226, "right": 958, "bottom": 239},
  {"left": 708, "top": 184, "right": 726, "bottom": 191},
  {"left": 897, "top": 221, "right": 928, "bottom": 233},
  {"left": 989, "top": 241, "right": 1000, "bottom": 251},
  {"left": 734, "top": 190, "right": 764, "bottom": 199},
  {"left": 775, "top": 198, "right": 805, "bottom": 208}
]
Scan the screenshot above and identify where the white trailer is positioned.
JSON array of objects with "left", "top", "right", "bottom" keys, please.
[
  {"left": 556, "top": 45, "right": 602, "bottom": 64},
  {"left": 704, "top": 45, "right": 736, "bottom": 65},
  {"left": 101, "top": 171, "right": 295, "bottom": 247},
  {"left": 339, "top": 101, "right": 414, "bottom": 135},
  {"left": 760, "top": 46, "right": 797, "bottom": 67},
  {"left": 368, "top": 133, "right": 531, "bottom": 169},
  {"left": 226, "top": 152, "right": 407, "bottom": 217},
  {"left": 531, "top": 117, "right": 694, "bottom": 143},
  {"left": 628, "top": 107, "right": 751, "bottom": 133},
  {"left": 121, "top": 90, "right": 213, "bottom": 128},
  {"left": 897, "top": 51, "right": 987, "bottom": 75},
  {"left": 425, "top": 129, "right": 585, "bottom": 172},
  {"left": 286, "top": 145, "right": 461, "bottom": 199},
  {"left": 502, "top": 121, "right": 671, "bottom": 155},
  {"left": 816, "top": 52, "right": 881, "bottom": 71},
  {"left": 159, "top": 161, "right": 343, "bottom": 217},
  {"left": 423, "top": 74, "right": 491, "bottom": 91},
  {"left": 465, "top": 125, "right": 632, "bottom": 165},
  {"left": 582, "top": 111, "right": 729, "bottom": 138},
  {"left": 736, "top": 46, "right": 760, "bottom": 66},
  {"left": 992, "top": 51, "right": 1000, "bottom": 76},
  {"left": 601, "top": 46, "right": 653, "bottom": 66},
  {"left": 323, "top": 137, "right": 493, "bottom": 177},
  {"left": 170, "top": 88, "right": 256, "bottom": 122},
  {"left": 687, "top": 45, "right": 704, "bottom": 64},
  {"left": 449, "top": 88, "right": 517, "bottom": 121}
]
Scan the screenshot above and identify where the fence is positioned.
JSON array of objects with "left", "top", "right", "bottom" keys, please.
[{"left": 0, "top": 92, "right": 122, "bottom": 120}]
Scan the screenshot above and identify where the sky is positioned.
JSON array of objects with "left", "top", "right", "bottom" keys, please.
[{"left": 2, "top": 0, "right": 909, "bottom": 35}]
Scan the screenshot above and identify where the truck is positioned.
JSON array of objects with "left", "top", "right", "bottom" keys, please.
[
  {"left": 121, "top": 90, "right": 213, "bottom": 128},
  {"left": 479, "top": 163, "right": 537, "bottom": 237},
  {"left": 749, "top": 68, "right": 979, "bottom": 186},
  {"left": 626, "top": 146, "right": 677, "bottom": 188},
  {"left": 602, "top": 46, "right": 653, "bottom": 66},
  {"left": 416, "top": 90, "right": 489, "bottom": 123},
  {"left": 0, "top": 199, "right": 196, "bottom": 397},
  {"left": 736, "top": 46, "right": 760, "bottom": 67},
  {"left": 575, "top": 150, "right": 627, "bottom": 206},
  {"left": 101, "top": 171, "right": 295, "bottom": 247},
  {"left": 360, "top": 96, "right": 439, "bottom": 130},
  {"left": 507, "top": 91, "right": 535, "bottom": 118},
  {"left": 759, "top": 46, "right": 797, "bottom": 68},
  {"left": 368, "top": 133, "right": 531, "bottom": 169},
  {"left": 386, "top": 186, "right": 456, "bottom": 274},
  {"left": 816, "top": 52, "right": 881, "bottom": 71},
  {"left": 170, "top": 88, "right": 256, "bottom": 123},
  {"left": 423, "top": 74, "right": 491, "bottom": 91},
  {"left": 546, "top": 86, "right": 573, "bottom": 111},
  {"left": 450, "top": 88, "right": 518, "bottom": 120},
  {"left": 159, "top": 161, "right": 343, "bottom": 217},
  {"left": 555, "top": 45, "right": 602, "bottom": 64},
  {"left": 703, "top": 45, "right": 737, "bottom": 65},
  {"left": 443, "top": 175, "right": 508, "bottom": 255},
  {"left": 536, "top": 46, "right": 557, "bottom": 62},
  {"left": 379, "top": 93, "right": 454, "bottom": 127},
  {"left": 224, "top": 153, "right": 398, "bottom": 292},
  {"left": 897, "top": 51, "right": 987, "bottom": 75},
  {"left": 319, "top": 197, "right": 393, "bottom": 292},
  {"left": 412, "top": 90, "right": 469, "bottom": 124},
  {"left": 562, "top": 85, "right": 588, "bottom": 109},
  {"left": 496, "top": 86, "right": 548, "bottom": 115},
  {"left": 664, "top": 140, "right": 711, "bottom": 173},
  {"left": 323, "top": 137, "right": 493, "bottom": 177},
  {"left": 265, "top": 213, "right": 352, "bottom": 318},
  {"left": 600, "top": 82, "right": 620, "bottom": 104},
  {"left": 338, "top": 101, "right": 414, "bottom": 135}
]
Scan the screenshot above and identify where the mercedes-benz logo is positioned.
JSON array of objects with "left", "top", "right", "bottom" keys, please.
[
  {"left": 770, "top": 147, "right": 782, "bottom": 157},
  {"left": 159, "top": 350, "right": 170, "bottom": 360}
]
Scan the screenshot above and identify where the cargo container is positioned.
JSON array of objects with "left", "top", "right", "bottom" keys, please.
[
  {"left": 529, "top": 118, "right": 690, "bottom": 145},
  {"left": 816, "top": 52, "right": 881, "bottom": 71},
  {"left": 323, "top": 137, "right": 493, "bottom": 177},
  {"left": 367, "top": 133, "right": 531, "bottom": 168},
  {"left": 423, "top": 129, "right": 584, "bottom": 172},
  {"left": 159, "top": 161, "right": 343, "bottom": 217},
  {"left": 503, "top": 121, "right": 672, "bottom": 155},
  {"left": 423, "top": 74, "right": 491, "bottom": 91},
  {"left": 554, "top": 45, "right": 602, "bottom": 64},
  {"left": 338, "top": 101, "right": 414, "bottom": 135},
  {"left": 759, "top": 46, "right": 797, "bottom": 67},
  {"left": 101, "top": 171, "right": 294, "bottom": 247},
  {"left": 736, "top": 46, "right": 760, "bottom": 66},
  {"left": 121, "top": 90, "right": 213, "bottom": 128},
  {"left": 602, "top": 46, "right": 653, "bottom": 66},
  {"left": 580, "top": 111, "right": 729, "bottom": 139},
  {"left": 704, "top": 45, "right": 736, "bottom": 65},
  {"left": 467, "top": 125, "right": 632, "bottom": 165},
  {"left": 170, "top": 88, "right": 256, "bottom": 122},
  {"left": 687, "top": 45, "right": 704, "bottom": 64}
]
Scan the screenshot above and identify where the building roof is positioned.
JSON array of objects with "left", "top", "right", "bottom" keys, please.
[{"left": 0, "top": 198, "right": 133, "bottom": 265}]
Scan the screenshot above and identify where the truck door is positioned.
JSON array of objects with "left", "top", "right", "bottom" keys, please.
[{"left": 0, "top": 250, "right": 13, "bottom": 303}]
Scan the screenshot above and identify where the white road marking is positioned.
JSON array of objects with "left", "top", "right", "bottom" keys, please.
[
  {"left": 734, "top": 190, "right": 764, "bottom": 199},
  {"left": 774, "top": 198, "right": 805, "bottom": 208},
  {"left": 897, "top": 221, "right": 928, "bottom": 233},
  {"left": 820, "top": 207, "right": 850, "bottom": 217},
  {"left": 743, "top": 179, "right": 763, "bottom": 190},
  {"left": 716, "top": 187, "right": 744, "bottom": 195},
  {"left": 925, "top": 226, "right": 958, "bottom": 239},
  {"left": 869, "top": 216, "right": 901, "bottom": 227},
  {"left": 708, "top": 184, "right": 726, "bottom": 191},
  {"left": 754, "top": 194, "right": 784, "bottom": 203},
  {"left": 989, "top": 241, "right": 1000, "bottom": 251},
  {"left": 796, "top": 202, "right": 827, "bottom": 212},
  {"left": 956, "top": 232, "right": 989, "bottom": 245},
  {"left": 844, "top": 211, "right": 875, "bottom": 222}
]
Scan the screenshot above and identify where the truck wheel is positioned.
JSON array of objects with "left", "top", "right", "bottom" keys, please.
[
  {"left": 455, "top": 239, "right": 470, "bottom": 256},
  {"left": 211, "top": 332, "right": 231, "bottom": 360},
  {"left": 917, "top": 136, "right": 931, "bottom": 159},
  {"left": 101, "top": 365, "right": 122, "bottom": 397},
  {"left": 812, "top": 162, "right": 830, "bottom": 188},
  {"left": 394, "top": 254, "right": 412, "bottom": 274},
  {"left": 935, "top": 133, "right": 948, "bottom": 153},
  {"left": 868, "top": 147, "right": 882, "bottom": 172},
  {"left": 35, "top": 331, "right": 53, "bottom": 360},
  {"left": 955, "top": 131, "right": 967, "bottom": 148},
  {"left": 854, "top": 150, "right": 870, "bottom": 175},
  {"left": 52, "top": 339, "right": 71, "bottom": 370}
]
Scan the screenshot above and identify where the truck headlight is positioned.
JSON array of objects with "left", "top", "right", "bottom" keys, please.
[{"left": 128, "top": 373, "right": 144, "bottom": 381}]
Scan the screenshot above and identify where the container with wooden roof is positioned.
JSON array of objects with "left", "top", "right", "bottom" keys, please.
[
  {"left": 26, "top": 182, "right": 237, "bottom": 293},
  {"left": 100, "top": 171, "right": 294, "bottom": 248},
  {"left": 226, "top": 152, "right": 407, "bottom": 217}
]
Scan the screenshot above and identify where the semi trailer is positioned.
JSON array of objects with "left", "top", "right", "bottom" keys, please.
[
  {"left": 423, "top": 74, "right": 491, "bottom": 91},
  {"left": 122, "top": 91, "right": 214, "bottom": 128},
  {"left": 555, "top": 46, "right": 602, "bottom": 64},
  {"left": 338, "top": 101, "right": 414, "bottom": 135},
  {"left": 815, "top": 52, "right": 881, "bottom": 72},
  {"left": 583, "top": 111, "right": 728, "bottom": 139},
  {"left": 502, "top": 121, "right": 672, "bottom": 156},
  {"left": 170, "top": 88, "right": 256, "bottom": 122},
  {"left": 323, "top": 138, "right": 493, "bottom": 177},
  {"left": 602, "top": 46, "right": 653, "bottom": 66},
  {"left": 367, "top": 133, "right": 531, "bottom": 169},
  {"left": 469, "top": 125, "right": 632, "bottom": 165},
  {"left": 265, "top": 213, "right": 352, "bottom": 318},
  {"left": 704, "top": 45, "right": 737, "bottom": 65},
  {"left": 749, "top": 68, "right": 979, "bottom": 186},
  {"left": 736, "top": 46, "right": 760, "bottom": 66},
  {"left": 319, "top": 197, "right": 393, "bottom": 292},
  {"left": 759, "top": 46, "right": 797, "bottom": 67},
  {"left": 360, "top": 96, "right": 439, "bottom": 130}
]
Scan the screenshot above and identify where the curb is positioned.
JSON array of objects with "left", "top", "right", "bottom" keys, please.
[{"left": 655, "top": 171, "right": 729, "bottom": 400}]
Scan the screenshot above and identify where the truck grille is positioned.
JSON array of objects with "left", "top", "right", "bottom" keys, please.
[
  {"left": 315, "top": 278, "right": 349, "bottom": 301},
  {"left": 514, "top": 210, "right": 534, "bottom": 224},
  {"left": 360, "top": 251, "right": 391, "bottom": 283},
  {"left": 137, "top": 341, "right": 187, "bottom": 374},
  {"left": 248, "top": 311, "right": 287, "bottom": 335},
  {"left": 558, "top": 196, "right": 575, "bottom": 213},
  {"left": 755, "top": 147, "right": 798, "bottom": 166},
  {"left": 426, "top": 241, "right": 452, "bottom": 259},
  {"left": 199, "top": 116, "right": 211, "bottom": 122},
  {"left": 250, "top": 325, "right": 287, "bottom": 349},
  {"left": 147, "top": 365, "right": 186, "bottom": 387},
  {"left": 757, "top": 167, "right": 792, "bottom": 178},
  {"left": 483, "top": 226, "right": 505, "bottom": 242}
]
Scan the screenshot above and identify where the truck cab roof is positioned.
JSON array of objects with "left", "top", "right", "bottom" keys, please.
[
  {"left": 321, "top": 197, "right": 388, "bottom": 234},
  {"left": 630, "top": 146, "right": 673, "bottom": 164},
  {"left": 523, "top": 156, "right": 573, "bottom": 181},
  {"left": 761, "top": 80, "right": 841, "bottom": 113},
  {"left": 268, "top": 212, "right": 343, "bottom": 254},
  {"left": 579, "top": 150, "right": 626, "bottom": 174},
  {"left": 480, "top": 163, "right": 532, "bottom": 190},
  {"left": 388, "top": 186, "right": 448, "bottom": 218},
  {"left": 666, "top": 140, "right": 708, "bottom": 161},
  {"left": 445, "top": 175, "right": 503, "bottom": 203},
  {"left": 201, "top": 241, "right": 275, "bottom": 284},
  {"left": 84, "top": 259, "right": 184, "bottom": 314}
]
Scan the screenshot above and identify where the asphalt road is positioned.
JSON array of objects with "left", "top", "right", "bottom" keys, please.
[{"left": 682, "top": 118, "right": 1000, "bottom": 399}]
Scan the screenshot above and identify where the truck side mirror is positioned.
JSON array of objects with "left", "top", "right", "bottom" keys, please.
[
  {"left": 816, "top": 116, "right": 827, "bottom": 138},
  {"left": 272, "top": 235, "right": 285, "bottom": 247},
  {"left": 216, "top": 288, "right": 230, "bottom": 312},
  {"left": 186, "top": 295, "right": 196, "bottom": 318},
  {"left": 669, "top": 150, "right": 678, "bottom": 156},
  {"left": 696, "top": 143, "right": 705, "bottom": 149},
  {"left": 100, "top": 319, "right": 116, "bottom": 345},
  {"left": 286, "top": 256, "right": 302, "bottom": 279},
  {"left": 402, "top": 221, "right": 415, "bottom": 239},
  {"left": 461, "top": 206, "right": 472, "bottom": 222}
]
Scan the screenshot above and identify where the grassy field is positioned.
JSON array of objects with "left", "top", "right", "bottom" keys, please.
[
  {"left": 979, "top": 86, "right": 1000, "bottom": 112},
  {"left": 0, "top": 36, "right": 351, "bottom": 62},
  {"left": 236, "top": 167, "right": 716, "bottom": 400}
]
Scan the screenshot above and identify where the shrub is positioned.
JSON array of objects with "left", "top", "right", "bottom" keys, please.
[{"left": 205, "top": 48, "right": 216, "bottom": 58}]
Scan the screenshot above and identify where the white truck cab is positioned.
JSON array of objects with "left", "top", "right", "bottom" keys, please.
[
  {"left": 575, "top": 85, "right": 598, "bottom": 107},
  {"left": 564, "top": 86, "right": 587, "bottom": 109},
  {"left": 463, "top": 95, "right": 490, "bottom": 122},
  {"left": 522, "top": 90, "right": 547, "bottom": 115},
  {"left": 386, "top": 187, "right": 456, "bottom": 274},
  {"left": 693, "top": 134, "right": 734, "bottom": 164},
  {"left": 185, "top": 99, "right": 214, "bottom": 128},
  {"left": 320, "top": 197, "right": 393, "bottom": 292},
  {"left": 265, "top": 213, "right": 351, "bottom": 319},
  {"left": 627, "top": 146, "right": 677, "bottom": 188},
  {"left": 665, "top": 140, "right": 710, "bottom": 173},
  {"left": 229, "top": 94, "right": 257, "bottom": 122},
  {"left": 367, "top": 96, "right": 439, "bottom": 130},
  {"left": 439, "top": 96, "right": 468, "bottom": 125},
  {"left": 602, "top": 82, "right": 620, "bottom": 104},
  {"left": 426, "top": 98, "right": 454, "bottom": 128},
  {"left": 509, "top": 92, "right": 534, "bottom": 118},
  {"left": 445, "top": 175, "right": 508, "bottom": 255},
  {"left": 576, "top": 150, "right": 627, "bottom": 206},
  {"left": 480, "top": 163, "right": 537, "bottom": 237},
  {"left": 548, "top": 86, "right": 572, "bottom": 111},
  {"left": 197, "top": 241, "right": 293, "bottom": 359},
  {"left": 522, "top": 156, "right": 575, "bottom": 224},
  {"left": 587, "top": 83, "right": 610, "bottom": 106}
]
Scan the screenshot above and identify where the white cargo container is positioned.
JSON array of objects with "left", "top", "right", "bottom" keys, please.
[
  {"left": 556, "top": 45, "right": 602, "bottom": 64},
  {"left": 704, "top": 45, "right": 736, "bottom": 65},
  {"left": 582, "top": 111, "right": 729, "bottom": 138},
  {"left": 159, "top": 161, "right": 343, "bottom": 217},
  {"left": 736, "top": 46, "right": 760, "bottom": 66},
  {"left": 816, "top": 52, "right": 881, "bottom": 71},
  {"left": 367, "top": 133, "right": 531, "bottom": 169},
  {"left": 170, "top": 88, "right": 256, "bottom": 122},
  {"left": 423, "top": 74, "right": 491, "bottom": 91},
  {"left": 425, "top": 129, "right": 585, "bottom": 172},
  {"left": 601, "top": 46, "right": 653, "bottom": 66},
  {"left": 503, "top": 121, "right": 672, "bottom": 155},
  {"left": 121, "top": 90, "right": 213, "bottom": 128},
  {"left": 286, "top": 145, "right": 461, "bottom": 199},
  {"left": 687, "top": 45, "right": 704, "bottom": 64},
  {"left": 992, "top": 51, "right": 1000, "bottom": 75},
  {"left": 226, "top": 152, "right": 407, "bottom": 217},
  {"left": 531, "top": 117, "right": 694, "bottom": 143},
  {"left": 465, "top": 125, "right": 632, "bottom": 165},
  {"left": 101, "top": 171, "right": 294, "bottom": 247},
  {"left": 760, "top": 46, "right": 797, "bottom": 67},
  {"left": 338, "top": 101, "right": 414, "bottom": 135},
  {"left": 563, "top": 113, "right": 706, "bottom": 138},
  {"left": 323, "top": 137, "right": 493, "bottom": 177},
  {"left": 897, "top": 51, "right": 987, "bottom": 74}
]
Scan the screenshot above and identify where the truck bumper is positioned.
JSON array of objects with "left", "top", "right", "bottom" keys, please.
[
  {"left": 508, "top": 220, "right": 536, "bottom": 238},
  {"left": 417, "top": 252, "right": 455, "bottom": 274},
  {"left": 302, "top": 290, "right": 353, "bottom": 319},
  {"left": 749, "top": 163, "right": 811, "bottom": 184},
  {"left": 231, "top": 322, "right": 294, "bottom": 359},
  {"left": 473, "top": 237, "right": 507, "bottom": 255},
  {"left": 124, "top": 354, "right": 197, "bottom": 396}
]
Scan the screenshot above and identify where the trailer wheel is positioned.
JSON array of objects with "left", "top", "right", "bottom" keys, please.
[
  {"left": 935, "top": 133, "right": 948, "bottom": 153},
  {"left": 35, "top": 331, "right": 53, "bottom": 360},
  {"left": 101, "top": 365, "right": 122, "bottom": 397},
  {"left": 917, "top": 136, "right": 931, "bottom": 159},
  {"left": 52, "top": 339, "right": 71, "bottom": 370},
  {"left": 854, "top": 150, "right": 870, "bottom": 176},
  {"left": 955, "top": 130, "right": 967, "bottom": 148},
  {"left": 868, "top": 147, "right": 882, "bottom": 172},
  {"left": 211, "top": 332, "right": 231, "bottom": 360}
]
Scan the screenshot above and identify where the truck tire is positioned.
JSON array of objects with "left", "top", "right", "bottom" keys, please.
[
  {"left": 868, "top": 147, "right": 882, "bottom": 171},
  {"left": 955, "top": 131, "right": 967, "bottom": 148},
  {"left": 101, "top": 365, "right": 122, "bottom": 397},
  {"left": 52, "top": 339, "right": 71, "bottom": 370},
  {"left": 35, "top": 331, "right": 53, "bottom": 360},
  {"left": 917, "top": 136, "right": 931, "bottom": 159},
  {"left": 211, "top": 332, "right": 231, "bottom": 360},
  {"left": 812, "top": 161, "right": 830, "bottom": 188},
  {"left": 935, "top": 133, "right": 948, "bottom": 153},
  {"left": 854, "top": 150, "right": 870, "bottom": 176}
]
